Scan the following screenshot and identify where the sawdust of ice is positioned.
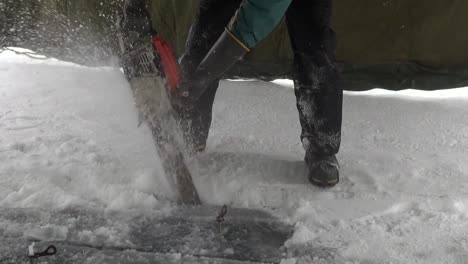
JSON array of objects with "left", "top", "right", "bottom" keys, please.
[{"left": 1, "top": 50, "right": 468, "bottom": 263}]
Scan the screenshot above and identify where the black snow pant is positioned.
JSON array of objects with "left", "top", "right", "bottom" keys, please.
[{"left": 181, "top": 0, "right": 343, "bottom": 157}]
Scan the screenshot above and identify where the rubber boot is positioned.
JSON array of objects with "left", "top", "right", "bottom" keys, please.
[
  {"left": 305, "top": 152, "right": 340, "bottom": 187},
  {"left": 175, "top": 28, "right": 248, "bottom": 153},
  {"left": 181, "top": 28, "right": 249, "bottom": 101}
]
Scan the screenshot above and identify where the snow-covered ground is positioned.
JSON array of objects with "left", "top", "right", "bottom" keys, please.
[{"left": 1, "top": 49, "right": 468, "bottom": 263}]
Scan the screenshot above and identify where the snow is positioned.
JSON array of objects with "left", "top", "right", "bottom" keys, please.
[{"left": 1, "top": 49, "right": 468, "bottom": 263}]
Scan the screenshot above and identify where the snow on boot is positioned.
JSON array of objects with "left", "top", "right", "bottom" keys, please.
[
  {"left": 305, "top": 153, "right": 340, "bottom": 187},
  {"left": 175, "top": 107, "right": 210, "bottom": 154}
]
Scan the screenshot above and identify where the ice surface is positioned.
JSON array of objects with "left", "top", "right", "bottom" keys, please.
[{"left": 1, "top": 50, "right": 468, "bottom": 263}]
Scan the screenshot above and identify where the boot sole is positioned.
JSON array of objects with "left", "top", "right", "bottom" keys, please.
[{"left": 309, "top": 176, "right": 339, "bottom": 188}]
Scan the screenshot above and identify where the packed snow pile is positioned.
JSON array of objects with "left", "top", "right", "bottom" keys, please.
[{"left": 1, "top": 49, "right": 468, "bottom": 263}]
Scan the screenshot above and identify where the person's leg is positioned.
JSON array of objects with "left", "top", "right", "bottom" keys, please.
[
  {"left": 178, "top": 0, "right": 241, "bottom": 153},
  {"left": 285, "top": 0, "right": 343, "bottom": 186}
]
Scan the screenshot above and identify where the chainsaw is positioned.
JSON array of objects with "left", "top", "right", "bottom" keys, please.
[{"left": 117, "top": 6, "right": 200, "bottom": 205}]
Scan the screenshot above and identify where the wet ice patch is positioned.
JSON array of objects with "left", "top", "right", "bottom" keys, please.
[
  {"left": 76, "top": 226, "right": 129, "bottom": 247},
  {"left": 25, "top": 225, "right": 68, "bottom": 241}
]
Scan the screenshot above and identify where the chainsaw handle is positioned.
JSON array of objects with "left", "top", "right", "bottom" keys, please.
[{"left": 152, "top": 35, "right": 180, "bottom": 94}]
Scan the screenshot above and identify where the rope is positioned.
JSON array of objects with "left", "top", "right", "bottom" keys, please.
[
  {"left": 29, "top": 245, "right": 57, "bottom": 258},
  {"left": 28, "top": 243, "right": 57, "bottom": 264},
  {"left": 216, "top": 205, "right": 228, "bottom": 234},
  {"left": 217, "top": 205, "right": 228, "bottom": 223}
]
